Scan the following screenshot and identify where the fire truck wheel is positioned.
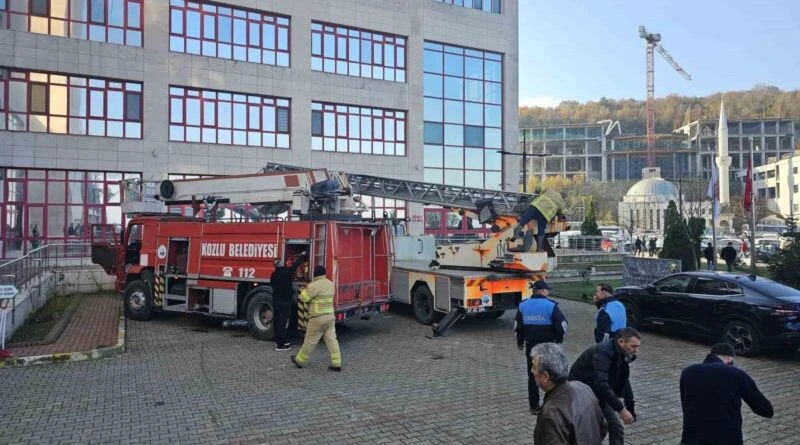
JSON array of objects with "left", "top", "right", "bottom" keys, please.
[
  {"left": 246, "top": 292, "right": 276, "bottom": 341},
  {"left": 124, "top": 280, "right": 153, "bottom": 321},
  {"left": 412, "top": 286, "right": 440, "bottom": 325}
]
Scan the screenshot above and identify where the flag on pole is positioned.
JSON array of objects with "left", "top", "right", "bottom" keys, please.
[
  {"left": 744, "top": 158, "right": 753, "bottom": 212},
  {"left": 706, "top": 162, "right": 720, "bottom": 220}
]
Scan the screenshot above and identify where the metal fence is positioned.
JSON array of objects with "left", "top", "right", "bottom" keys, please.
[{"left": 0, "top": 243, "right": 95, "bottom": 329}]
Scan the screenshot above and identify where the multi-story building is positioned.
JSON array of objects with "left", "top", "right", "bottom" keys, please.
[
  {"left": 675, "top": 117, "right": 797, "bottom": 180},
  {"left": 735, "top": 152, "right": 800, "bottom": 219},
  {"left": 518, "top": 123, "right": 607, "bottom": 184},
  {"left": 0, "top": 0, "right": 520, "bottom": 258},
  {"left": 519, "top": 117, "right": 799, "bottom": 187}
]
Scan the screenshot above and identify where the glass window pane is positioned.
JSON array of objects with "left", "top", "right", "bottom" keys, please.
[
  {"left": 464, "top": 126, "right": 484, "bottom": 147},
  {"left": 424, "top": 49, "right": 442, "bottom": 74},
  {"left": 424, "top": 98, "right": 443, "bottom": 122},
  {"left": 444, "top": 53, "right": 463, "bottom": 76},
  {"left": 107, "top": 90, "right": 123, "bottom": 119},
  {"left": 90, "top": 0, "right": 105, "bottom": 24},
  {"left": 424, "top": 122, "right": 443, "bottom": 144},
  {"left": 444, "top": 76, "right": 463, "bottom": 100},
  {"left": 424, "top": 73, "right": 443, "bottom": 98},
  {"left": 30, "top": 84, "right": 47, "bottom": 114}
]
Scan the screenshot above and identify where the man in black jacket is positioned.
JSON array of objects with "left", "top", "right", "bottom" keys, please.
[
  {"left": 703, "top": 242, "right": 716, "bottom": 271},
  {"left": 720, "top": 242, "right": 738, "bottom": 272},
  {"left": 679, "top": 343, "right": 773, "bottom": 445},
  {"left": 270, "top": 252, "right": 306, "bottom": 351},
  {"left": 568, "top": 327, "right": 641, "bottom": 445},
  {"left": 515, "top": 280, "right": 568, "bottom": 414}
]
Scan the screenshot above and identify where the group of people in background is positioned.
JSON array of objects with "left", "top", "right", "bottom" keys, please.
[
  {"left": 633, "top": 237, "right": 658, "bottom": 257},
  {"left": 704, "top": 239, "right": 749, "bottom": 272},
  {"left": 517, "top": 280, "right": 774, "bottom": 445}
]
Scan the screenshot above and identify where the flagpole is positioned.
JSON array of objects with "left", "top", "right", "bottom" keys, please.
[{"left": 711, "top": 158, "right": 717, "bottom": 268}]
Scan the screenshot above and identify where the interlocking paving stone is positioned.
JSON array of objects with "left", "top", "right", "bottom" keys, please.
[{"left": 0, "top": 298, "right": 797, "bottom": 444}]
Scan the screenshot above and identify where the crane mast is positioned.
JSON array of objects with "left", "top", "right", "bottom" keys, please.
[{"left": 639, "top": 26, "right": 692, "bottom": 168}]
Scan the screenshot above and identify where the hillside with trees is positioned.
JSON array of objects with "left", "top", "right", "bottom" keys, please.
[{"left": 520, "top": 85, "right": 800, "bottom": 134}]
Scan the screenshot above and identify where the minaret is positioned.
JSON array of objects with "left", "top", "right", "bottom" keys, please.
[{"left": 716, "top": 99, "right": 731, "bottom": 204}]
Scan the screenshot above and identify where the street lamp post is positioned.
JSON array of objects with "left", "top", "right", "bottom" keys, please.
[{"left": 498, "top": 131, "right": 548, "bottom": 193}]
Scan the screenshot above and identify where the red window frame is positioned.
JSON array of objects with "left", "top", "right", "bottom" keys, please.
[
  {"left": 311, "top": 102, "right": 406, "bottom": 156},
  {"left": 434, "top": 0, "right": 502, "bottom": 13},
  {"left": 311, "top": 21, "right": 406, "bottom": 83},
  {"left": 423, "top": 208, "right": 491, "bottom": 238},
  {"left": 2, "top": 0, "right": 144, "bottom": 47},
  {"left": 0, "top": 67, "right": 143, "bottom": 138},
  {"left": 168, "top": 0, "right": 290, "bottom": 67},
  {"left": 169, "top": 86, "right": 291, "bottom": 148},
  {"left": 0, "top": 168, "right": 139, "bottom": 259},
  {"left": 358, "top": 196, "right": 407, "bottom": 222}
]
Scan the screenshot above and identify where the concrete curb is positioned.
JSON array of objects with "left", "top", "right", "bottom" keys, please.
[{"left": 0, "top": 310, "right": 126, "bottom": 368}]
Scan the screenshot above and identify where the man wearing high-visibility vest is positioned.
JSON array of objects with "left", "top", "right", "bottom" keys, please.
[
  {"left": 291, "top": 265, "right": 342, "bottom": 371},
  {"left": 514, "top": 189, "right": 565, "bottom": 252}
]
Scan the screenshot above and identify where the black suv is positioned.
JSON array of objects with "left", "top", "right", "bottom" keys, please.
[{"left": 616, "top": 271, "right": 800, "bottom": 356}]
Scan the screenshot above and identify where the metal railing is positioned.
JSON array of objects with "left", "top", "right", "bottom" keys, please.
[{"left": 0, "top": 243, "right": 95, "bottom": 328}]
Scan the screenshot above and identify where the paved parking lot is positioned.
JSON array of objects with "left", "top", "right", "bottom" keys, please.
[{"left": 1, "top": 296, "right": 798, "bottom": 444}]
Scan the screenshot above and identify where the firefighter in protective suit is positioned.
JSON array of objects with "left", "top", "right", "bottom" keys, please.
[
  {"left": 513, "top": 189, "right": 565, "bottom": 252},
  {"left": 291, "top": 265, "right": 342, "bottom": 371}
]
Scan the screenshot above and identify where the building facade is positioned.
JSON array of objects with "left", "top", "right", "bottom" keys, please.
[
  {"left": 520, "top": 118, "right": 799, "bottom": 186},
  {"left": 735, "top": 152, "right": 800, "bottom": 219},
  {"left": 0, "top": 0, "right": 520, "bottom": 258}
]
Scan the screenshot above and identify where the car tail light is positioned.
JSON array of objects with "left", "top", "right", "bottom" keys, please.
[{"left": 336, "top": 313, "right": 345, "bottom": 322}]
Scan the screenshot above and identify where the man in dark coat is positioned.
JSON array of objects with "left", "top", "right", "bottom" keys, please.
[
  {"left": 569, "top": 328, "right": 641, "bottom": 445},
  {"left": 515, "top": 280, "right": 568, "bottom": 414},
  {"left": 679, "top": 343, "right": 773, "bottom": 445},
  {"left": 720, "top": 242, "right": 738, "bottom": 272},
  {"left": 270, "top": 252, "right": 306, "bottom": 351},
  {"left": 703, "top": 242, "right": 716, "bottom": 271},
  {"left": 530, "top": 342, "right": 607, "bottom": 445}
]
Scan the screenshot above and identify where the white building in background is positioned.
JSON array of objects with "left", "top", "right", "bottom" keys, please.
[
  {"left": 618, "top": 167, "right": 714, "bottom": 237},
  {"left": 735, "top": 152, "right": 800, "bottom": 219}
]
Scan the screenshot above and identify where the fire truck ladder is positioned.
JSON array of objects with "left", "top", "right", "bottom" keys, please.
[{"left": 263, "top": 163, "right": 538, "bottom": 218}]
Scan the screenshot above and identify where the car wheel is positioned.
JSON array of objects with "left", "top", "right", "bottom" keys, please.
[
  {"left": 621, "top": 300, "right": 640, "bottom": 330},
  {"left": 722, "top": 321, "right": 761, "bottom": 357}
]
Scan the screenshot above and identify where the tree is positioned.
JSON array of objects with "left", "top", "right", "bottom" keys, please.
[
  {"left": 581, "top": 197, "right": 601, "bottom": 235},
  {"left": 659, "top": 200, "right": 698, "bottom": 271},
  {"left": 767, "top": 233, "right": 800, "bottom": 287},
  {"left": 687, "top": 216, "right": 706, "bottom": 270}
]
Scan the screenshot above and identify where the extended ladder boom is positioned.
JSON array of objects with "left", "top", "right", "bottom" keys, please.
[{"left": 263, "top": 163, "right": 537, "bottom": 217}]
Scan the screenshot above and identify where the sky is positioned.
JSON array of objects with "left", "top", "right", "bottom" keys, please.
[{"left": 518, "top": 0, "right": 800, "bottom": 107}]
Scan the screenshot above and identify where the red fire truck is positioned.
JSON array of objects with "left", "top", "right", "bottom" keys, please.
[{"left": 91, "top": 168, "right": 392, "bottom": 340}]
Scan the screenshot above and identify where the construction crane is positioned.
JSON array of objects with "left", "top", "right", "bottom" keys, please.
[{"left": 639, "top": 25, "right": 692, "bottom": 167}]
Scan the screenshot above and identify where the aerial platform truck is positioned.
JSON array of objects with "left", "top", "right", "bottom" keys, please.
[{"left": 263, "top": 164, "right": 569, "bottom": 336}]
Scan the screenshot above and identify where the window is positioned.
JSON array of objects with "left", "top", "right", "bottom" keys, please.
[
  {"left": 169, "top": 0, "right": 290, "bottom": 67},
  {"left": 433, "top": 0, "right": 501, "bottom": 14},
  {"left": 311, "top": 102, "right": 406, "bottom": 156},
  {"left": 423, "top": 41, "right": 503, "bottom": 190},
  {"left": 357, "top": 196, "right": 407, "bottom": 221},
  {"left": 5, "top": 0, "right": 143, "bottom": 46},
  {"left": 0, "top": 68, "right": 142, "bottom": 138},
  {"left": 311, "top": 22, "right": 406, "bottom": 82},
  {"left": 0, "top": 168, "right": 138, "bottom": 259},
  {"left": 169, "top": 86, "right": 290, "bottom": 148},
  {"left": 692, "top": 278, "right": 730, "bottom": 296},
  {"left": 30, "top": 0, "right": 49, "bottom": 16},
  {"left": 654, "top": 275, "right": 692, "bottom": 293}
]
